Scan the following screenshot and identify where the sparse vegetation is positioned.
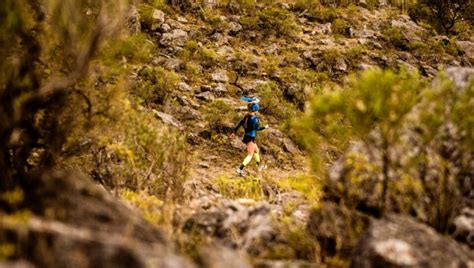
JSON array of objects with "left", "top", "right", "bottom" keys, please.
[{"left": 1, "top": 0, "right": 473, "bottom": 267}]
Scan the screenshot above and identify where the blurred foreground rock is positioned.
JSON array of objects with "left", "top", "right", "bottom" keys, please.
[
  {"left": 0, "top": 172, "right": 193, "bottom": 268},
  {"left": 351, "top": 214, "right": 474, "bottom": 268}
]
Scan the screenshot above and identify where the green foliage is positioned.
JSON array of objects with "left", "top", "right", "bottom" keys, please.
[
  {"left": 0, "top": 243, "right": 15, "bottom": 260},
  {"left": 332, "top": 18, "right": 349, "bottom": 36},
  {"left": 242, "top": 7, "right": 299, "bottom": 38},
  {"left": 215, "top": 176, "right": 265, "bottom": 200},
  {"left": 263, "top": 216, "right": 319, "bottom": 261},
  {"left": 100, "top": 33, "right": 155, "bottom": 65},
  {"left": 180, "top": 41, "right": 222, "bottom": 68},
  {"left": 259, "top": 7, "right": 299, "bottom": 37},
  {"left": 134, "top": 66, "right": 180, "bottom": 106},
  {"left": 310, "top": 7, "right": 341, "bottom": 23},
  {"left": 120, "top": 189, "right": 164, "bottom": 224},
  {"left": 256, "top": 82, "right": 298, "bottom": 120},
  {"left": 294, "top": 69, "right": 422, "bottom": 177},
  {"left": 204, "top": 100, "right": 238, "bottom": 137},
  {"left": 138, "top": 1, "right": 172, "bottom": 30},
  {"left": 294, "top": 0, "right": 322, "bottom": 15},
  {"left": 280, "top": 67, "right": 324, "bottom": 109},
  {"left": 222, "top": 0, "right": 255, "bottom": 13},
  {"left": 382, "top": 26, "right": 407, "bottom": 49},
  {"left": 277, "top": 174, "right": 323, "bottom": 202},
  {"left": 345, "top": 45, "right": 367, "bottom": 66},
  {"left": 408, "top": 0, "right": 473, "bottom": 35}
]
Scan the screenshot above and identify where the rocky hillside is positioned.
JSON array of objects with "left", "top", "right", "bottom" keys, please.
[{"left": 0, "top": 0, "right": 473, "bottom": 267}]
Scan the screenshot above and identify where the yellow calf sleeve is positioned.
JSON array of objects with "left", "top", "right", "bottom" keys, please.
[
  {"left": 254, "top": 153, "right": 261, "bottom": 163},
  {"left": 242, "top": 154, "right": 253, "bottom": 166}
]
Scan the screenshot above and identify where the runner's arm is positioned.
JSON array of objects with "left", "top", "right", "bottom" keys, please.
[{"left": 233, "top": 118, "right": 244, "bottom": 133}]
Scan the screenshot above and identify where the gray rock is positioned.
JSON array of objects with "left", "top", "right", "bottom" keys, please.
[
  {"left": 456, "top": 41, "right": 474, "bottom": 62},
  {"left": 264, "top": 43, "right": 279, "bottom": 55},
  {"left": 420, "top": 64, "right": 437, "bottom": 77},
  {"left": 126, "top": 6, "right": 141, "bottom": 34},
  {"left": 283, "top": 138, "right": 299, "bottom": 155},
  {"left": 210, "top": 70, "right": 229, "bottom": 83},
  {"left": 0, "top": 172, "right": 194, "bottom": 268},
  {"left": 318, "top": 39, "right": 335, "bottom": 46},
  {"left": 390, "top": 15, "right": 426, "bottom": 42},
  {"left": 351, "top": 214, "right": 474, "bottom": 268},
  {"left": 228, "top": 22, "right": 243, "bottom": 35},
  {"left": 199, "top": 246, "right": 251, "bottom": 268},
  {"left": 152, "top": 110, "right": 184, "bottom": 130},
  {"left": 334, "top": 58, "right": 348, "bottom": 72},
  {"left": 311, "top": 23, "right": 332, "bottom": 35},
  {"left": 160, "top": 29, "right": 188, "bottom": 47},
  {"left": 203, "top": 0, "right": 218, "bottom": 8},
  {"left": 152, "top": 9, "right": 165, "bottom": 25},
  {"left": 160, "top": 23, "right": 171, "bottom": 32},
  {"left": 444, "top": 67, "right": 474, "bottom": 90},
  {"left": 180, "top": 106, "right": 201, "bottom": 121},
  {"left": 163, "top": 58, "right": 182, "bottom": 71},
  {"left": 452, "top": 207, "right": 474, "bottom": 248},
  {"left": 211, "top": 32, "right": 228, "bottom": 46},
  {"left": 177, "top": 16, "right": 188, "bottom": 23},
  {"left": 214, "top": 83, "right": 227, "bottom": 95},
  {"left": 196, "top": 91, "right": 215, "bottom": 101},
  {"left": 178, "top": 82, "right": 193, "bottom": 92}
]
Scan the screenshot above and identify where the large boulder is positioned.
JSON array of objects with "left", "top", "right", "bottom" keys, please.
[
  {"left": 182, "top": 201, "right": 280, "bottom": 256},
  {"left": 351, "top": 214, "right": 474, "bottom": 268},
  {"left": 0, "top": 171, "right": 193, "bottom": 267}
]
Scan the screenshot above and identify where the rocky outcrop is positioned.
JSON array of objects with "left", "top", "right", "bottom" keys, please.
[
  {"left": 307, "top": 202, "right": 371, "bottom": 258},
  {"left": 183, "top": 200, "right": 280, "bottom": 255},
  {"left": 350, "top": 214, "right": 474, "bottom": 268},
  {"left": 1, "top": 216, "right": 192, "bottom": 268},
  {"left": 0, "top": 171, "right": 192, "bottom": 267}
]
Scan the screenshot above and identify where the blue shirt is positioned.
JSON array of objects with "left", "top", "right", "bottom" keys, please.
[{"left": 234, "top": 114, "right": 265, "bottom": 138}]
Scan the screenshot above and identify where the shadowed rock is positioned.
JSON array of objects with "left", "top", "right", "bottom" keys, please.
[{"left": 350, "top": 214, "right": 474, "bottom": 268}]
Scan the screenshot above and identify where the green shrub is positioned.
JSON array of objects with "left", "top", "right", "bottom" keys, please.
[
  {"left": 215, "top": 176, "right": 265, "bottom": 200},
  {"left": 222, "top": 0, "right": 256, "bottom": 13},
  {"left": 242, "top": 7, "right": 299, "bottom": 38},
  {"left": 134, "top": 66, "right": 180, "bottom": 106},
  {"left": 259, "top": 7, "right": 299, "bottom": 37},
  {"left": 179, "top": 41, "right": 222, "bottom": 68},
  {"left": 256, "top": 82, "right": 298, "bottom": 120},
  {"left": 332, "top": 18, "right": 349, "bottom": 35},
  {"left": 100, "top": 33, "right": 155, "bottom": 65},
  {"left": 311, "top": 7, "right": 341, "bottom": 23},
  {"left": 204, "top": 100, "right": 238, "bottom": 138},
  {"left": 382, "top": 26, "right": 408, "bottom": 49},
  {"left": 293, "top": 69, "right": 422, "bottom": 192}
]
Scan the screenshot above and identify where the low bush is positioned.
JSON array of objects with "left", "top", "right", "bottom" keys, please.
[
  {"left": 256, "top": 82, "right": 298, "bottom": 121},
  {"left": 382, "top": 26, "right": 408, "bottom": 50},
  {"left": 204, "top": 100, "right": 238, "bottom": 136},
  {"left": 133, "top": 66, "right": 180, "bottom": 106},
  {"left": 242, "top": 7, "right": 299, "bottom": 38},
  {"left": 331, "top": 18, "right": 349, "bottom": 36}
]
